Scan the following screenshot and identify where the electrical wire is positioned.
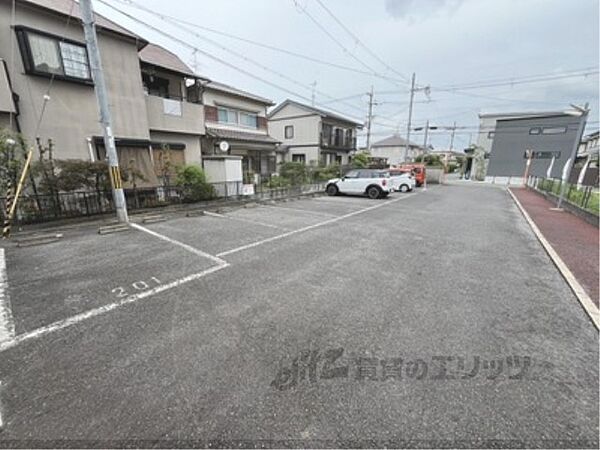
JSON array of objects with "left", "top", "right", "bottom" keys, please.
[
  {"left": 115, "top": 0, "right": 371, "bottom": 116},
  {"left": 291, "top": 0, "right": 405, "bottom": 89},
  {"left": 97, "top": 0, "right": 366, "bottom": 124},
  {"left": 33, "top": 0, "right": 76, "bottom": 137},
  {"left": 435, "top": 69, "right": 599, "bottom": 91},
  {"left": 314, "top": 0, "right": 411, "bottom": 83},
  {"left": 109, "top": 0, "right": 408, "bottom": 85}
]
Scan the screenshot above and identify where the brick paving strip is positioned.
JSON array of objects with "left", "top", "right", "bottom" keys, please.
[{"left": 509, "top": 187, "right": 599, "bottom": 328}]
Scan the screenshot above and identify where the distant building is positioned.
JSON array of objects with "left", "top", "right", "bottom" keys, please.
[
  {"left": 369, "top": 134, "right": 424, "bottom": 165},
  {"left": 268, "top": 99, "right": 363, "bottom": 166},
  {"left": 201, "top": 81, "right": 279, "bottom": 178},
  {"left": 428, "top": 149, "right": 465, "bottom": 164},
  {"left": 578, "top": 130, "right": 599, "bottom": 157},
  {"left": 485, "top": 111, "right": 584, "bottom": 184},
  {"left": 474, "top": 111, "right": 559, "bottom": 181}
]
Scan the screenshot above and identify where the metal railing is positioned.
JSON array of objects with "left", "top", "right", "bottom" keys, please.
[
  {"left": 1, "top": 180, "right": 326, "bottom": 225},
  {"left": 526, "top": 176, "right": 599, "bottom": 216}
]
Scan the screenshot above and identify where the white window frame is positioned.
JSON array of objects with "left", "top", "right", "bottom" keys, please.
[
  {"left": 217, "top": 106, "right": 258, "bottom": 129},
  {"left": 285, "top": 125, "right": 294, "bottom": 139}
]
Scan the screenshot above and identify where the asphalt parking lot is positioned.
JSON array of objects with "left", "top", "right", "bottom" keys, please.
[{"left": 0, "top": 185, "right": 597, "bottom": 448}]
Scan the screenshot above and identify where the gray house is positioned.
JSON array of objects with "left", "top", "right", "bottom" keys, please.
[
  {"left": 268, "top": 99, "right": 363, "bottom": 166},
  {"left": 486, "top": 111, "right": 584, "bottom": 183}
]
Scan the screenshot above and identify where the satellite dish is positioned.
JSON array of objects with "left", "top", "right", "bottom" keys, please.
[{"left": 218, "top": 141, "right": 230, "bottom": 153}]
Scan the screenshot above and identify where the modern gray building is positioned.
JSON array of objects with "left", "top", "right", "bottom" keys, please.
[{"left": 486, "top": 111, "right": 584, "bottom": 182}]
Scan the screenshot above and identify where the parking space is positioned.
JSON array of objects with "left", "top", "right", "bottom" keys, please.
[
  {"left": 1, "top": 186, "right": 597, "bottom": 446},
  {"left": 224, "top": 205, "right": 326, "bottom": 229},
  {"left": 140, "top": 214, "right": 285, "bottom": 256},
  {"left": 1, "top": 193, "right": 408, "bottom": 348},
  {"left": 4, "top": 228, "right": 220, "bottom": 335},
  {"left": 271, "top": 196, "right": 375, "bottom": 216},
  {"left": 11, "top": 193, "right": 394, "bottom": 336}
]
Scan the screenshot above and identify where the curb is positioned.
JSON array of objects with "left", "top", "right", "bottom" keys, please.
[{"left": 507, "top": 188, "right": 599, "bottom": 330}]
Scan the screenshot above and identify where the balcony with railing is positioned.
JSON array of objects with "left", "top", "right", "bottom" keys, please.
[
  {"left": 145, "top": 94, "right": 204, "bottom": 135},
  {"left": 320, "top": 131, "right": 357, "bottom": 150}
]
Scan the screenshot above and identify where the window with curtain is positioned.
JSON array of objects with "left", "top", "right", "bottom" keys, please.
[
  {"left": 217, "top": 107, "right": 258, "bottom": 128},
  {"left": 59, "top": 42, "right": 90, "bottom": 79},
  {"left": 28, "top": 33, "right": 62, "bottom": 75},
  {"left": 18, "top": 28, "right": 92, "bottom": 82}
]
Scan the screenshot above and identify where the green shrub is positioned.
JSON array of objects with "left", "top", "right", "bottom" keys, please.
[
  {"left": 313, "top": 164, "right": 341, "bottom": 181},
  {"left": 264, "top": 175, "right": 290, "bottom": 188},
  {"left": 279, "top": 162, "right": 307, "bottom": 185},
  {"left": 351, "top": 152, "right": 370, "bottom": 168},
  {"left": 175, "top": 164, "right": 215, "bottom": 202}
]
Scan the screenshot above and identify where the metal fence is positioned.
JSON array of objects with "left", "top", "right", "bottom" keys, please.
[
  {"left": 1, "top": 180, "right": 326, "bottom": 225},
  {"left": 526, "top": 176, "right": 599, "bottom": 216}
]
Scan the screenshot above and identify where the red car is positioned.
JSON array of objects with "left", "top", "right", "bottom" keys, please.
[{"left": 394, "top": 164, "right": 426, "bottom": 187}]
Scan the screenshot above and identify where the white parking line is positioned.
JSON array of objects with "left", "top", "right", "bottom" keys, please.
[
  {"left": 129, "top": 222, "right": 228, "bottom": 266},
  {"left": 262, "top": 204, "right": 339, "bottom": 218},
  {"left": 217, "top": 194, "right": 414, "bottom": 257},
  {"left": 204, "top": 211, "right": 289, "bottom": 231},
  {"left": 0, "top": 263, "right": 230, "bottom": 353},
  {"left": 0, "top": 249, "right": 15, "bottom": 347},
  {"left": 309, "top": 196, "right": 389, "bottom": 205}
]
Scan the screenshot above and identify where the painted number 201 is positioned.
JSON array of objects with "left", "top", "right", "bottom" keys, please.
[{"left": 112, "top": 277, "right": 161, "bottom": 298}]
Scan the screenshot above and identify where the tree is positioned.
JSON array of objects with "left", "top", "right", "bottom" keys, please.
[
  {"left": 175, "top": 164, "right": 215, "bottom": 202},
  {"left": 0, "top": 129, "right": 25, "bottom": 192},
  {"left": 351, "top": 151, "right": 370, "bottom": 168}
]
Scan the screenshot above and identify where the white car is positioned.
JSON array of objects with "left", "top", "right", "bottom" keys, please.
[
  {"left": 325, "top": 169, "right": 392, "bottom": 199},
  {"left": 389, "top": 172, "right": 415, "bottom": 192}
]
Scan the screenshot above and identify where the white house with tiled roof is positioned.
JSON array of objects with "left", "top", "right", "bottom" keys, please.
[
  {"left": 268, "top": 99, "right": 363, "bottom": 166},
  {"left": 370, "top": 134, "right": 425, "bottom": 165},
  {"left": 201, "top": 81, "right": 280, "bottom": 178}
]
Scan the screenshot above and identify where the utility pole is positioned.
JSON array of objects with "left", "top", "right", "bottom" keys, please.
[
  {"left": 310, "top": 81, "right": 317, "bottom": 107},
  {"left": 449, "top": 121, "right": 457, "bottom": 151},
  {"left": 80, "top": 0, "right": 128, "bottom": 223},
  {"left": 404, "top": 72, "right": 416, "bottom": 163},
  {"left": 556, "top": 103, "right": 589, "bottom": 210},
  {"left": 366, "top": 85, "right": 375, "bottom": 151},
  {"left": 422, "top": 119, "right": 430, "bottom": 151}
]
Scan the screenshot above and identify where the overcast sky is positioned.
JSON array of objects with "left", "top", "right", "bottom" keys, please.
[{"left": 95, "top": 0, "right": 599, "bottom": 149}]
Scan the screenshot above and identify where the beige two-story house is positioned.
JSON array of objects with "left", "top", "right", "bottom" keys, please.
[
  {"left": 0, "top": 0, "right": 205, "bottom": 187},
  {"left": 201, "top": 81, "right": 279, "bottom": 178},
  {"left": 268, "top": 99, "right": 363, "bottom": 166}
]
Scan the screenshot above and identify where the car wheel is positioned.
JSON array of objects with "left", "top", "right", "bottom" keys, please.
[
  {"left": 400, "top": 184, "right": 409, "bottom": 193},
  {"left": 367, "top": 186, "right": 381, "bottom": 199},
  {"left": 326, "top": 184, "right": 339, "bottom": 196}
]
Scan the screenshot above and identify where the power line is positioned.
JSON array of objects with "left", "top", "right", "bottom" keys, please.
[
  {"left": 109, "top": 0, "right": 407, "bottom": 85},
  {"left": 435, "top": 89, "right": 588, "bottom": 105},
  {"left": 108, "top": 0, "right": 381, "bottom": 119},
  {"left": 34, "top": 0, "right": 76, "bottom": 136},
  {"left": 437, "top": 66, "right": 599, "bottom": 89},
  {"left": 115, "top": 0, "right": 372, "bottom": 116},
  {"left": 435, "top": 69, "right": 599, "bottom": 91},
  {"left": 291, "top": 0, "right": 404, "bottom": 89},
  {"left": 98, "top": 0, "right": 367, "bottom": 124},
  {"left": 313, "top": 0, "right": 411, "bottom": 83}
]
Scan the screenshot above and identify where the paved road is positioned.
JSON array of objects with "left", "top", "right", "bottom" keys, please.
[
  {"left": 511, "top": 187, "right": 599, "bottom": 306},
  {"left": 0, "top": 185, "right": 597, "bottom": 448}
]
